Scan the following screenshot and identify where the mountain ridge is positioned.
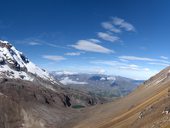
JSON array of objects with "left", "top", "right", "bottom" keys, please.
[{"left": 50, "top": 71, "right": 144, "bottom": 100}]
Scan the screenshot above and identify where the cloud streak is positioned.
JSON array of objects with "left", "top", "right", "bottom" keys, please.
[
  {"left": 97, "top": 32, "right": 119, "bottom": 43},
  {"left": 43, "top": 55, "right": 66, "bottom": 61},
  {"left": 88, "top": 39, "right": 101, "bottom": 43},
  {"left": 90, "top": 59, "right": 160, "bottom": 80},
  {"left": 119, "top": 55, "right": 170, "bottom": 66},
  {"left": 119, "top": 56, "right": 156, "bottom": 61},
  {"left": 101, "top": 22, "right": 121, "bottom": 33},
  {"left": 65, "top": 52, "right": 82, "bottom": 56},
  {"left": 112, "top": 17, "right": 135, "bottom": 32},
  {"left": 28, "top": 41, "right": 42, "bottom": 46},
  {"left": 71, "top": 40, "right": 114, "bottom": 54},
  {"left": 15, "top": 38, "right": 69, "bottom": 49},
  {"left": 91, "top": 60, "right": 150, "bottom": 72},
  {"left": 160, "top": 56, "right": 168, "bottom": 60}
]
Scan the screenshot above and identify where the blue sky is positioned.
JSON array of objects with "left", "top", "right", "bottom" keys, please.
[{"left": 0, "top": 0, "right": 170, "bottom": 80}]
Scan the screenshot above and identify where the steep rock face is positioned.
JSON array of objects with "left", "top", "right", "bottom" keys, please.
[
  {"left": 0, "top": 78, "right": 100, "bottom": 128},
  {"left": 0, "top": 78, "right": 65, "bottom": 128},
  {"left": 0, "top": 94, "right": 23, "bottom": 128}
]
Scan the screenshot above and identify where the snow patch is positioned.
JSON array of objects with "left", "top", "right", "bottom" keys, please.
[
  {"left": 107, "top": 76, "right": 116, "bottom": 81},
  {"left": 100, "top": 77, "right": 106, "bottom": 80}
]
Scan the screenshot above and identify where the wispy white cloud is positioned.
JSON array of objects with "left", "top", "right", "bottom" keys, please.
[
  {"left": 15, "top": 38, "right": 68, "bottom": 49},
  {"left": 119, "top": 56, "right": 155, "bottom": 61},
  {"left": 43, "top": 55, "right": 66, "bottom": 61},
  {"left": 15, "top": 38, "right": 43, "bottom": 45},
  {"left": 112, "top": 17, "right": 135, "bottom": 32},
  {"left": 148, "top": 62, "right": 169, "bottom": 67},
  {"left": 97, "top": 32, "right": 119, "bottom": 43},
  {"left": 139, "top": 46, "right": 147, "bottom": 50},
  {"left": 71, "top": 40, "right": 114, "bottom": 54},
  {"left": 119, "top": 56, "right": 170, "bottom": 66},
  {"left": 160, "top": 56, "right": 168, "bottom": 60},
  {"left": 90, "top": 60, "right": 157, "bottom": 80},
  {"left": 90, "top": 60, "right": 150, "bottom": 72},
  {"left": 28, "top": 41, "right": 42, "bottom": 46},
  {"left": 69, "top": 17, "right": 134, "bottom": 55},
  {"left": 88, "top": 38, "right": 101, "bottom": 43},
  {"left": 101, "top": 22, "right": 112, "bottom": 29},
  {"left": 91, "top": 60, "right": 122, "bottom": 66},
  {"left": 65, "top": 52, "right": 82, "bottom": 56},
  {"left": 119, "top": 64, "right": 150, "bottom": 71},
  {"left": 101, "top": 22, "right": 121, "bottom": 33},
  {"left": 45, "top": 42, "right": 68, "bottom": 49},
  {"left": 91, "top": 60, "right": 150, "bottom": 72}
]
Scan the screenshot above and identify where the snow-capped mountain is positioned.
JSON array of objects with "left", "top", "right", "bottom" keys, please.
[
  {"left": 0, "top": 40, "right": 55, "bottom": 82},
  {"left": 0, "top": 40, "right": 107, "bottom": 128}
]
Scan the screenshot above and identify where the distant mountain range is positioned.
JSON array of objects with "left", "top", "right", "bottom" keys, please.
[{"left": 50, "top": 71, "right": 144, "bottom": 100}]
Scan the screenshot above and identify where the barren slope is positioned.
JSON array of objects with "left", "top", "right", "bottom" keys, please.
[{"left": 69, "top": 66, "right": 170, "bottom": 128}]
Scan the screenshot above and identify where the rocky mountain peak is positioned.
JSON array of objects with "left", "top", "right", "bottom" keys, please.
[{"left": 0, "top": 40, "right": 55, "bottom": 83}]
